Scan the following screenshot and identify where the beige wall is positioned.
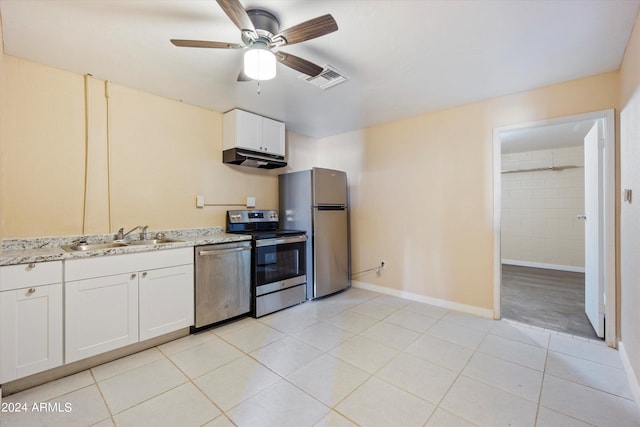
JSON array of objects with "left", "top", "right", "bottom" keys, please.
[
  {"left": 501, "top": 147, "right": 585, "bottom": 270},
  {"left": 0, "top": 56, "right": 279, "bottom": 238},
  {"left": 284, "top": 132, "right": 318, "bottom": 172},
  {"left": 1, "top": 57, "right": 86, "bottom": 237},
  {"left": 619, "top": 10, "right": 640, "bottom": 400},
  {"left": 315, "top": 72, "right": 619, "bottom": 312}
]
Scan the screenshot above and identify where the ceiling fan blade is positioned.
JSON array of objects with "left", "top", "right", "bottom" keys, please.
[
  {"left": 171, "top": 39, "right": 242, "bottom": 49},
  {"left": 276, "top": 51, "right": 323, "bottom": 77},
  {"left": 237, "top": 69, "right": 252, "bottom": 81},
  {"left": 275, "top": 14, "right": 338, "bottom": 45},
  {"left": 216, "top": 0, "right": 255, "bottom": 33}
]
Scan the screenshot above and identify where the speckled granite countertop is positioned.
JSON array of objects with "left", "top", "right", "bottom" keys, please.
[{"left": 0, "top": 227, "right": 251, "bottom": 266}]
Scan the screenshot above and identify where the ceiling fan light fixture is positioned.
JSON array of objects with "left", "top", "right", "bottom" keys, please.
[{"left": 244, "top": 43, "right": 276, "bottom": 80}]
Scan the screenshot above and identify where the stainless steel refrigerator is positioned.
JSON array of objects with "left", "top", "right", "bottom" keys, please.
[{"left": 279, "top": 167, "right": 350, "bottom": 299}]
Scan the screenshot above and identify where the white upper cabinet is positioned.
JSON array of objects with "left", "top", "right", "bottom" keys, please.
[
  {"left": 223, "top": 109, "right": 285, "bottom": 157},
  {"left": 261, "top": 116, "right": 286, "bottom": 155}
]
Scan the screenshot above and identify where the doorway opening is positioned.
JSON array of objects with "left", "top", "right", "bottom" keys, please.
[{"left": 493, "top": 110, "right": 616, "bottom": 346}]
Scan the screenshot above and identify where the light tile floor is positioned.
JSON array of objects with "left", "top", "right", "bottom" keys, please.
[{"left": 1, "top": 287, "right": 639, "bottom": 427}]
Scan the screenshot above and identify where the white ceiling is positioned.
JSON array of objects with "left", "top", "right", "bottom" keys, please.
[{"left": 1, "top": 0, "right": 638, "bottom": 138}]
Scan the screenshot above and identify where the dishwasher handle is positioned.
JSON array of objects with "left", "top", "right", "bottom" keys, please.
[{"left": 198, "top": 246, "right": 252, "bottom": 256}]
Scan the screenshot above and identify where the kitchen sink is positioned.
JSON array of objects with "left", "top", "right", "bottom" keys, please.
[
  {"left": 62, "top": 238, "right": 183, "bottom": 252},
  {"left": 126, "top": 238, "right": 183, "bottom": 245},
  {"left": 62, "top": 242, "right": 129, "bottom": 252}
]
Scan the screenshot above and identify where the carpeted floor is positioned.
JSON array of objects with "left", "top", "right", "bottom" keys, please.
[{"left": 501, "top": 264, "right": 598, "bottom": 340}]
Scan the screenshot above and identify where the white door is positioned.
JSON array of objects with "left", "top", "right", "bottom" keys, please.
[
  {"left": 261, "top": 117, "right": 285, "bottom": 156},
  {"left": 235, "top": 109, "right": 261, "bottom": 151},
  {"left": 584, "top": 121, "right": 605, "bottom": 337}
]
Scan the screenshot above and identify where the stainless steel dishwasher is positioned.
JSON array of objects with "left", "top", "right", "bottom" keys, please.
[{"left": 194, "top": 240, "right": 251, "bottom": 328}]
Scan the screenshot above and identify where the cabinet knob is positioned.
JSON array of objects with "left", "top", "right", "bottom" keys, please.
[
  {"left": 27, "top": 288, "right": 36, "bottom": 295},
  {"left": 142, "top": 272, "right": 148, "bottom": 278},
  {"left": 26, "top": 263, "right": 36, "bottom": 270},
  {"left": 131, "top": 273, "right": 137, "bottom": 279}
]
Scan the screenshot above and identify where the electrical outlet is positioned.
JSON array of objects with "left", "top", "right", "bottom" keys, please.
[
  {"left": 196, "top": 195, "right": 205, "bottom": 208},
  {"left": 246, "top": 196, "right": 256, "bottom": 208},
  {"left": 381, "top": 261, "right": 386, "bottom": 268}
]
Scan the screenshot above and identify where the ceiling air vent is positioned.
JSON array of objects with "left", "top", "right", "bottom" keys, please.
[{"left": 299, "top": 65, "right": 347, "bottom": 89}]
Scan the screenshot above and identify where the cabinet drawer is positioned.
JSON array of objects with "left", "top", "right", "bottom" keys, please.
[{"left": 0, "top": 261, "right": 63, "bottom": 292}]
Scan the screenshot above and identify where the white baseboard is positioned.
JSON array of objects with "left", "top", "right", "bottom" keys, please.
[
  {"left": 351, "top": 280, "right": 494, "bottom": 319},
  {"left": 502, "top": 259, "right": 585, "bottom": 273},
  {"left": 619, "top": 342, "right": 640, "bottom": 411}
]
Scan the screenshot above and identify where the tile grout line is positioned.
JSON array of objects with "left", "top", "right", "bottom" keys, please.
[
  {"left": 532, "top": 339, "right": 550, "bottom": 427},
  {"left": 430, "top": 327, "right": 491, "bottom": 427},
  {"left": 88, "top": 368, "right": 116, "bottom": 426}
]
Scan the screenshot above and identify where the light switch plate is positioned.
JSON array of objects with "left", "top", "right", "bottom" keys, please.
[
  {"left": 196, "top": 195, "right": 205, "bottom": 208},
  {"left": 246, "top": 196, "right": 256, "bottom": 208}
]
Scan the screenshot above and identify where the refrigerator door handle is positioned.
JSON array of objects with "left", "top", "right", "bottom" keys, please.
[{"left": 315, "top": 205, "right": 347, "bottom": 211}]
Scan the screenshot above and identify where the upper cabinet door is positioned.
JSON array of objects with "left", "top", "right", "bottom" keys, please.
[
  {"left": 234, "top": 110, "right": 262, "bottom": 151},
  {"left": 261, "top": 117, "right": 285, "bottom": 157},
  {"left": 223, "top": 109, "right": 285, "bottom": 157}
]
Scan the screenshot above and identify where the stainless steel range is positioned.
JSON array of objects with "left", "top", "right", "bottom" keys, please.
[{"left": 226, "top": 210, "right": 307, "bottom": 317}]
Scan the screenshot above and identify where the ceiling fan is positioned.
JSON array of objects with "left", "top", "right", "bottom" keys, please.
[{"left": 170, "top": 0, "right": 338, "bottom": 81}]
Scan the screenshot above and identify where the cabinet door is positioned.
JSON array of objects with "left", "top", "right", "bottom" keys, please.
[
  {"left": 65, "top": 274, "right": 139, "bottom": 363},
  {"left": 261, "top": 117, "right": 285, "bottom": 156},
  {"left": 235, "top": 110, "right": 262, "bottom": 152},
  {"left": 139, "top": 264, "right": 194, "bottom": 341},
  {"left": 0, "top": 283, "right": 63, "bottom": 383}
]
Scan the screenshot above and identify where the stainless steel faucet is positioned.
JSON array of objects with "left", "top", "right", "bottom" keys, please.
[{"left": 116, "top": 225, "right": 148, "bottom": 241}]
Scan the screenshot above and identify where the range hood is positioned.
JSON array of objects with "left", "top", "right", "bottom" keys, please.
[{"left": 223, "top": 148, "right": 287, "bottom": 169}]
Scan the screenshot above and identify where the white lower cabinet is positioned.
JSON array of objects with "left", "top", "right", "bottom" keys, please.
[
  {"left": 0, "top": 283, "right": 63, "bottom": 383},
  {"left": 139, "top": 264, "right": 194, "bottom": 341},
  {"left": 0, "top": 261, "right": 63, "bottom": 383},
  {"left": 65, "top": 273, "right": 139, "bottom": 363},
  {"left": 64, "top": 248, "right": 193, "bottom": 363}
]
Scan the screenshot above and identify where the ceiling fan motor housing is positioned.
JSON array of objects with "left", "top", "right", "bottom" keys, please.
[{"left": 243, "top": 8, "right": 280, "bottom": 42}]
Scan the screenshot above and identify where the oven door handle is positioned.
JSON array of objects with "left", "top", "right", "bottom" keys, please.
[
  {"left": 198, "top": 246, "right": 252, "bottom": 256},
  {"left": 255, "top": 235, "right": 307, "bottom": 247}
]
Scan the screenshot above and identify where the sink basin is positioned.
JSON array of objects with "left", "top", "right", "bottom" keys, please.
[
  {"left": 62, "top": 242, "right": 129, "bottom": 252},
  {"left": 61, "top": 237, "right": 183, "bottom": 252},
  {"left": 125, "top": 238, "right": 183, "bottom": 245}
]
